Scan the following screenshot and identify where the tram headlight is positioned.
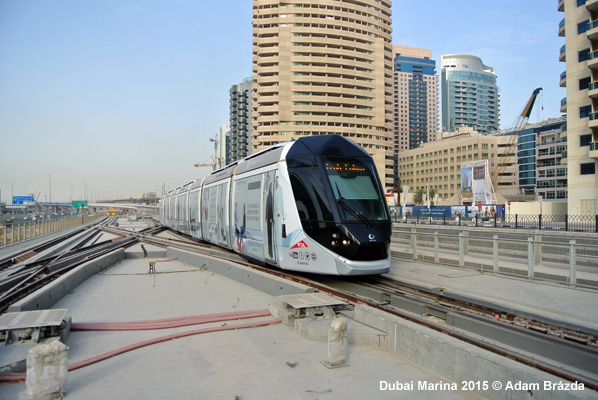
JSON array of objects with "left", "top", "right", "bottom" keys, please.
[
  {"left": 331, "top": 240, "right": 339, "bottom": 247},
  {"left": 332, "top": 232, "right": 340, "bottom": 239},
  {"left": 342, "top": 239, "right": 350, "bottom": 246}
]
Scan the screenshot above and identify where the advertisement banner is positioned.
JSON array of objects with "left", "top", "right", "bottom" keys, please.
[{"left": 460, "top": 160, "right": 490, "bottom": 205}]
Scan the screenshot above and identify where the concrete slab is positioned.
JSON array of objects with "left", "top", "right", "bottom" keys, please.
[{"left": 0, "top": 257, "right": 485, "bottom": 400}]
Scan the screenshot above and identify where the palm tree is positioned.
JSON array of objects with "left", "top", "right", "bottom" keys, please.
[{"left": 413, "top": 188, "right": 437, "bottom": 206}]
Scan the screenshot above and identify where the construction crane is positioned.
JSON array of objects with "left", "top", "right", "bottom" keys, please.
[
  {"left": 194, "top": 134, "right": 221, "bottom": 171},
  {"left": 193, "top": 156, "right": 218, "bottom": 170},
  {"left": 491, "top": 87, "right": 543, "bottom": 190}
]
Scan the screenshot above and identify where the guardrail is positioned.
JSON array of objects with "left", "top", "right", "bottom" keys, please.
[
  {"left": 0, "top": 215, "right": 104, "bottom": 247},
  {"left": 393, "top": 214, "right": 598, "bottom": 233},
  {"left": 391, "top": 227, "right": 598, "bottom": 288}
]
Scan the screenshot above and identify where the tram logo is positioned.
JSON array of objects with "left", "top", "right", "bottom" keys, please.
[
  {"left": 368, "top": 234, "right": 376, "bottom": 240},
  {"left": 290, "top": 240, "right": 308, "bottom": 249}
]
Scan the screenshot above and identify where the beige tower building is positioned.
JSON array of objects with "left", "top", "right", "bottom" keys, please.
[
  {"left": 558, "top": 0, "right": 598, "bottom": 215},
  {"left": 252, "top": 0, "right": 395, "bottom": 187},
  {"left": 397, "top": 127, "right": 518, "bottom": 204}
]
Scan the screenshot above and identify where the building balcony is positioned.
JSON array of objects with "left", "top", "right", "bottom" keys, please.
[
  {"left": 589, "top": 112, "right": 598, "bottom": 129},
  {"left": 559, "top": 44, "right": 566, "bottom": 62},
  {"left": 588, "top": 0, "right": 598, "bottom": 12},
  {"left": 588, "top": 50, "right": 598, "bottom": 69},
  {"left": 590, "top": 142, "right": 598, "bottom": 159},
  {"left": 560, "top": 71, "right": 566, "bottom": 87},
  {"left": 560, "top": 97, "right": 567, "bottom": 113},
  {"left": 590, "top": 81, "right": 598, "bottom": 98},
  {"left": 588, "top": 20, "right": 598, "bottom": 40},
  {"left": 559, "top": 18, "right": 565, "bottom": 37}
]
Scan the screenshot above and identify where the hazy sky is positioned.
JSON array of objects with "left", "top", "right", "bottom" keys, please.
[{"left": 0, "top": 0, "right": 563, "bottom": 203}]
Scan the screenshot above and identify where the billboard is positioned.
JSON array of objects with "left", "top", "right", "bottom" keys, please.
[
  {"left": 12, "top": 195, "right": 35, "bottom": 205},
  {"left": 460, "top": 160, "right": 492, "bottom": 205}
]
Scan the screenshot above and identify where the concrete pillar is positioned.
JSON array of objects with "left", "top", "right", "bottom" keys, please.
[{"left": 322, "top": 317, "right": 348, "bottom": 368}]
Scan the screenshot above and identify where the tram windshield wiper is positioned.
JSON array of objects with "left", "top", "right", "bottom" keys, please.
[{"left": 335, "top": 183, "right": 372, "bottom": 227}]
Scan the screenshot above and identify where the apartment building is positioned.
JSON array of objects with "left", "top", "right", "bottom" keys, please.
[
  {"left": 219, "top": 123, "right": 230, "bottom": 166},
  {"left": 229, "top": 80, "right": 253, "bottom": 163},
  {"left": 440, "top": 54, "right": 500, "bottom": 136},
  {"left": 392, "top": 45, "right": 439, "bottom": 151},
  {"left": 558, "top": 0, "right": 598, "bottom": 215},
  {"left": 397, "top": 127, "right": 518, "bottom": 204},
  {"left": 251, "top": 0, "right": 394, "bottom": 186},
  {"left": 516, "top": 117, "right": 567, "bottom": 200}
]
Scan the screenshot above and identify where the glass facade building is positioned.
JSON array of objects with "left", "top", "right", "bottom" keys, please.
[
  {"left": 392, "top": 45, "right": 438, "bottom": 189},
  {"left": 517, "top": 117, "right": 567, "bottom": 198},
  {"left": 393, "top": 49, "right": 438, "bottom": 149},
  {"left": 440, "top": 54, "right": 500, "bottom": 136}
]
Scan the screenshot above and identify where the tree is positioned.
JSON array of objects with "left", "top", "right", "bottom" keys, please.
[{"left": 413, "top": 187, "right": 437, "bottom": 206}]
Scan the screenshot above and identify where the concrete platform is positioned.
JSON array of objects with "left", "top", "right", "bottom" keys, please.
[
  {"left": 0, "top": 254, "right": 487, "bottom": 400},
  {"left": 385, "top": 256, "right": 598, "bottom": 335}
]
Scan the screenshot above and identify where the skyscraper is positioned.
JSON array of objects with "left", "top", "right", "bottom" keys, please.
[
  {"left": 558, "top": 0, "right": 598, "bottom": 216},
  {"left": 393, "top": 45, "right": 439, "bottom": 151},
  {"left": 229, "top": 80, "right": 253, "bottom": 163},
  {"left": 252, "top": 0, "right": 394, "bottom": 187},
  {"left": 440, "top": 54, "right": 500, "bottom": 136}
]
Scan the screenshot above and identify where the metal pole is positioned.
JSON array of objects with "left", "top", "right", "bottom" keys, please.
[
  {"left": 569, "top": 240, "right": 577, "bottom": 285},
  {"left": 527, "top": 237, "right": 534, "bottom": 278},
  {"left": 434, "top": 231, "right": 439, "bottom": 263},
  {"left": 493, "top": 235, "right": 499, "bottom": 273},
  {"left": 411, "top": 228, "right": 417, "bottom": 260},
  {"left": 459, "top": 232, "right": 464, "bottom": 267}
]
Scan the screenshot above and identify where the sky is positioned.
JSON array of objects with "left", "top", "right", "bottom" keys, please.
[{"left": 0, "top": 0, "right": 564, "bottom": 203}]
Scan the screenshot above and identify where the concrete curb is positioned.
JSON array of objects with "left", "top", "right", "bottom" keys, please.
[
  {"left": 353, "top": 304, "right": 593, "bottom": 400},
  {"left": 166, "top": 247, "right": 316, "bottom": 297}
]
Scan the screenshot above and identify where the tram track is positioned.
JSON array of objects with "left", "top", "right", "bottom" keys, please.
[
  {"left": 0, "top": 218, "right": 137, "bottom": 313},
  {"left": 1, "top": 223, "right": 597, "bottom": 390},
  {"left": 140, "top": 228, "right": 598, "bottom": 390}
]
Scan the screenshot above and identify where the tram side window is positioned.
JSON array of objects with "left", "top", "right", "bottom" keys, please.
[{"left": 189, "top": 191, "right": 199, "bottom": 234}]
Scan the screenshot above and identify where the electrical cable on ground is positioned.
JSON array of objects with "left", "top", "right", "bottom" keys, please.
[
  {"left": 0, "top": 315, "right": 281, "bottom": 383},
  {"left": 70, "top": 309, "right": 272, "bottom": 331}
]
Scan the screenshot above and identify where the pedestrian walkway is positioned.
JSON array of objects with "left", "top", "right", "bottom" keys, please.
[{"left": 386, "top": 255, "right": 598, "bottom": 334}]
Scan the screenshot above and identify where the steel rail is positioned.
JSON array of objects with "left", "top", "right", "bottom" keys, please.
[{"left": 143, "top": 228, "right": 598, "bottom": 390}]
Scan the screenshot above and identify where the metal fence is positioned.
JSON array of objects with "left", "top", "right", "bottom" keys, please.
[
  {"left": 0, "top": 215, "right": 103, "bottom": 247},
  {"left": 391, "top": 227, "right": 598, "bottom": 288},
  {"left": 393, "top": 213, "right": 598, "bottom": 233}
]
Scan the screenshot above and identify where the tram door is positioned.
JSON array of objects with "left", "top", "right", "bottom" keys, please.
[{"left": 262, "top": 170, "right": 276, "bottom": 263}]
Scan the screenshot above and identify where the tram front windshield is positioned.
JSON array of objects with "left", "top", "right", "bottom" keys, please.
[{"left": 323, "top": 157, "right": 388, "bottom": 224}]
